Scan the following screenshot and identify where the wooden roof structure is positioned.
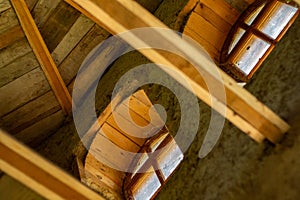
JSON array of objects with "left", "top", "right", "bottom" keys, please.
[{"left": 0, "top": 0, "right": 299, "bottom": 199}]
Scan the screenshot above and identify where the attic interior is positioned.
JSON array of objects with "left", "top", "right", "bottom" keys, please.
[{"left": 0, "top": 0, "right": 300, "bottom": 199}]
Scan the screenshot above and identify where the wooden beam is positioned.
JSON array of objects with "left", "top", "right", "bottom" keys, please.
[
  {"left": 65, "top": 0, "right": 290, "bottom": 143},
  {"left": 0, "top": 129, "right": 104, "bottom": 199},
  {"left": 10, "top": 0, "right": 72, "bottom": 114}
]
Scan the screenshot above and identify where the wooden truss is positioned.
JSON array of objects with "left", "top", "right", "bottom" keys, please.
[
  {"left": 63, "top": 0, "right": 289, "bottom": 143},
  {"left": 1, "top": 0, "right": 298, "bottom": 199}
]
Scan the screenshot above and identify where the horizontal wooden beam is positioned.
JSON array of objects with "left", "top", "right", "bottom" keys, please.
[
  {"left": 0, "top": 129, "right": 104, "bottom": 200},
  {"left": 65, "top": 0, "right": 290, "bottom": 143},
  {"left": 10, "top": 0, "right": 72, "bottom": 114}
]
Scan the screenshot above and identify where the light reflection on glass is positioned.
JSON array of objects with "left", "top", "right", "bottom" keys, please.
[
  {"left": 258, "top": 2, "right": 297, "bottom": 39},
  {"left": 233, "top": 35, "right": 270, "bottom": 75}
]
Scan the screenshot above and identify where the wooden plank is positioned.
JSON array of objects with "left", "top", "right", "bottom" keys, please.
[
  {"left": 0, "top": 68, "right": 50, "bottom": 117},
  {"left": 183, "top": 26, "right": 220, "bottom": 61},
  {"left": 185, "top": 12, "right": 227, "bottom": 52},
  {"left": 0, "top": 174, "right": 44, "bottom": 200},
  {"left": 132, "top": 90, "right": 153, "bottom": 106},
  {"left": 31, "top": 0, "right": 61, "bottom": 28},
  {"left": 0, "top": 52, "right": 39, "bottom": 87},
  {"left": 10, "top": 0, "right": 72, "bottom": 114},
  {"left": 113, "top": 103, "right": 164, "bottom": 139},
  {"left": 0, "top": 8, "right": 19, "bottom": 35},
  {"left": 1, "top": 91, "right": 60, "bottom": 134},
  {"left": 0, "top": 0, "right": 11, "bottom": 13},
  {"left": 65, "top": 0, "right": 290, "bottom": 143},
  {"left": 85, "top": 153, "right": 125, "bottom": 188},
  {"left": 79, "top": 88, "right": 125, "bottom": 148},
  {"left": 81, "top": 172, "right": 122, "bottom": 200},
  {"left": 115, "top": 103, "right": 153, "bottom": 128},
  {"left": 40, "top": 1, "right": 81, "bottom": 52},
  {"left": 106, "top": 114, "right": 147, "bottom": 146},
  {"left": 51, "top": 14, "right": 94, "bottom": 66},
  {"left": 198, "top": 0, "right": 240, "bottom": 25},
  {"left": 89, "top": 131, "right": 135, "bottom": 171},
  {"left": 124, "top": 95, "right": 165, "bottom": 128},
  {"left": 0, "top": 26, "right": 24, "bottom": 50},
  {"left": 84, "top": 162, "right": 123, "bottom": 195},
  {"left": 58, "top": 25, "right": 110, "bottom": 85},
  {"left": 193, "top": 2, "right": 234, "bottom": 32},
  {"left": 100, "top": 123, "right": 140, "bottom": 152},
  {"left": 0, "top": 38, "right": 32, "bottom": 68},
  {"left": 14, "top": 110, "right": 65, "bottom": 146},
  {"left": 0, "top": 129, "right": 104, "bottom": 200}
]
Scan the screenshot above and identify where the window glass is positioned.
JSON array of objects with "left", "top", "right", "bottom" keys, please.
[
  {"left": 245, "top": 4, "right": 265, "bottom": 25},
  {"left": 258, "top": 2, "right": 298, "bottom": 39},
  {"left": 228, "top": 28, "right": 246, "bottom": 54},
  {"left": 232, "top": 35, "right": 270, "bottom": 75},
  {"left": 132, "top": 168, "right": 161, "bottom": 200},
  {"left": 131, "top": 152, "right": 149, "bottom": 177},
  {"left": 157, "top": 139, "right": 183, "bottom": 179}
]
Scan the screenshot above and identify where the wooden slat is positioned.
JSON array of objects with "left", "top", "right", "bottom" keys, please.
[
  {"left": 198, "top": 0, "right": 240, "bottom": 25},
  {"left": 84, "top": 161, "right": 123, "bottom": 195},
  {"left": 0, "top": 0, "right": 11, "bottom": 13},
  {"left": 115, "top": 103, "right": 153, "bottom": 128},
  {"left": 40, "top": 1, "right": 80, "bottom": 52},
  {"left": 193, "top": 2, "right": 235, "bottom": 31},
  {"left": 10, "top": 0, "right": 72, "bottom": 114},
  {"left": 0, "top": 129, "right": 104, "bottom": 200},
  {"left": 0, "top": 26, "right": 24, "bottom": 50},
  {"left": 85, "top": 153, "right": 125, "bottom": 188},
  {"left": 65, "top": 0, "right": 290, "bottom": 143},
  {"left": 1, "top": 91, "right": 60, "bottom": 134},
  {"left": 132, "top": 90, "right": 153, "bottom": 106},
  {"left": 0, "top": 8, "right": 19, "bottom": 35},
  {"left": 185, "top": 12, "right": 227, "bottom": 52},
  {"left": 31, "top": 0, "right": 61, "bottom": 28},
  {"left": 14, "top": 110, "right": 65, "bottom": 146},
  {"left": 124, "top": 95, "right": 165, "bottom": 128},
  {"left": 58, "top": 25, "right": 110, "bottom": 85},
  {"left": 0, "top": 68, "right": 50, "bottom": 117},
  {"left": 183, "top": 26, "right": 220, "bottom": 61},
  {"left": 100, "top": 122, "right": 140, "bottom": 152},
  {"left": 79, "top": 88, "right": 131, "bottom": 149},
  {"left": 0, "top": 52, "right": 39, "bottom": 87},
  {"left": 0, "top": 38, "right": 32, "bottom": 68},
  {"left": 89, "top": 132, "right": 134, "bottom": 171},
  {"left": 51, "top": 14, "right": 94, "bottom": 66},
  {"left": 106, "top": 114, "right": 147, "bottom": 146}
]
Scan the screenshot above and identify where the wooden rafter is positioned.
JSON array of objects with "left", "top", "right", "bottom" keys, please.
[
  {"left": 10, "top": 0, "right": 72, "bottom": 115},
  {"left": 65, "top": 0, "right": 290, "bottom": 143},
  {"left": 0, "top": 129, "right": 104, "bottom": 199}
]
